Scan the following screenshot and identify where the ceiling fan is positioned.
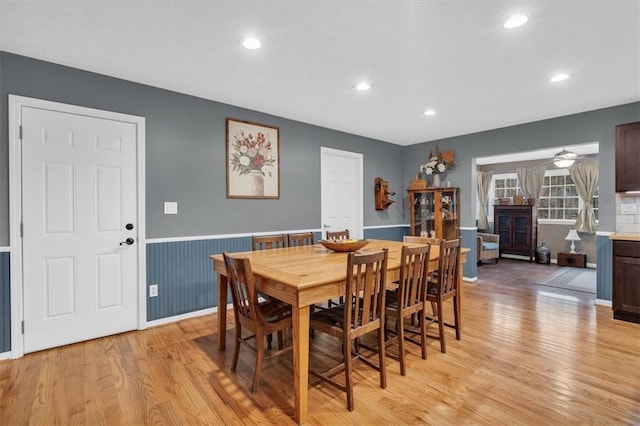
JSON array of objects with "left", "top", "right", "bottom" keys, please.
[{"left": 552, "top": 148, "right": 579, "bottom": 168}]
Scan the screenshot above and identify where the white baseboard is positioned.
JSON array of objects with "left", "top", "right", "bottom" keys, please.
[
  {"left": 145, "top": 304, "right": 232, "bottom": 328},
  {"left": 595, "top": 299, "right": 612, "bottom": 307},
  {"left": 463, "top": 276, "right": 478, "bottom": 283},
  {"left": 0, "top": 351, "right": 11, "bottom": 361}
]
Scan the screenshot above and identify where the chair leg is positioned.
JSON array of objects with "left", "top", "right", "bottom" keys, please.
[
  {"left": 420, "top": 308, "right": 427, "bottom": 360},
  {"left": 378, "top": 323, "right": 387, "bottom": 389},
  {"left": 277, "top": 330, "right": 284, "bottom": 349},
  {"left": 345, "top": 338, "right": 354, "bottom": 411},
  {"left": 397, "top": 315, "right": 406, "bottom": 376},
  {"left": 232, "top": 323, "right": 241, "bottom": 372},
  {"left": 437, "top": 299, "right": 446, "bottom": 353},
  {"left": 252, "top": 330, "right": 264, "bottom": 393},
  {"left": 453, "top": 295, "right": 461, "bottom": 340}
]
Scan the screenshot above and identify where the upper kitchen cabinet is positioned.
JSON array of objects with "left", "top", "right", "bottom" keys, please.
[{"left": 615, "top": 121, "right": 640, "bottom": 192}]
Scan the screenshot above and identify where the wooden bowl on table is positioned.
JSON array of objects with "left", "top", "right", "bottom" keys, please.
[{"left": 319, "top": 239, "right": 370, "bottom": 252}]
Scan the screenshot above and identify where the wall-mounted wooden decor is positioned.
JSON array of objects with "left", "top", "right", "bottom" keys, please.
[{"left": 374, "top": 177, "right": 395, "bottom": 210}]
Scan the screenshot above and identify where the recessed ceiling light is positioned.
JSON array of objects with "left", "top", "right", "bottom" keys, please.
[
  {"left": 424, "top": 109, "right": 436, "bottom": 116},
  {"left": 242, "top": 37, "right": 261, "bottom": 50},
  {"left": 504, "top": 14, "right": 528, "bottom": 29},
  {"left": 355, "top": 82, "right": 371, "bottom": 91},
  {"left": 550, "top": 73, "right": 570, "bottom": 82}
]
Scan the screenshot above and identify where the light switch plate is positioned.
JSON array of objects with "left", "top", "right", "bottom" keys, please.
[{"left": 164, "top": 202, "right": 178, "bottom": 214}]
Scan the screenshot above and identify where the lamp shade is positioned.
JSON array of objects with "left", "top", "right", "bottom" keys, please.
[
  {"left": 554, "top": 149, "right": 578, "bottom": 168},
  {"left": 565, "top": 229, "right": 581, "bottom": 253},
  {"left": 565, "top": 229, "right": 581, "bottom": 241}
]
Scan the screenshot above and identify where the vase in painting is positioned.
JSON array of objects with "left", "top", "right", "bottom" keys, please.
[{"left": 248, "top": 170, "right": 264, "bottom": 196}]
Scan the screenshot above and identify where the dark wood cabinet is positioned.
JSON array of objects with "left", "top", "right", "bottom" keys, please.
[
  {"left": 613, "top": 240, "right": 640, "bottom": 324},
  {"left": 494, "top": 205, "right": 537, "bottom": 262},
  {"left": 407, "top": 188, "right": 460, "bottom": 240},
  {"left": 615, "top": 121, "right": 640, "bottom": 192}
]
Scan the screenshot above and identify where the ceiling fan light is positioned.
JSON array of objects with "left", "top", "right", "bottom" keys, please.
[
  {"left": 553, "top": 149, "right": 578, "bottom": 168},
  {"left": 550, "top": 73, "right": 570, "bottom": 82}
]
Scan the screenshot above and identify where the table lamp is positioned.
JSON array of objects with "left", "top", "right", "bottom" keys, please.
[{"left": 565, "top": 229, "right": 581, "bottom": 254}]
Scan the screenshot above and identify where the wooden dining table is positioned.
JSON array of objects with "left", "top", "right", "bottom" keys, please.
[{"left": 209, "top": 239, "right": 468, "bottom": 424}]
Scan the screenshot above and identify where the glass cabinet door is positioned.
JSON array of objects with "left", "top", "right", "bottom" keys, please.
[
  {"left": 417, "top": 192, "right": 435, "bottom": 237},
  {"left": 441, "top": 188, "right": 459, "bottom": 240}
]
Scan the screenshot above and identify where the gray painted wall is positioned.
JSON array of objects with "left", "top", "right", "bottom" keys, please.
[
  {"left": 2, "top": 52, "right": 638, "bottom": 244},
  {"left": 0, "top": 52, "right": 405, "bottom": 245},
  {"left": 403, "top": 102, "right": 640, "bottom": 233}
]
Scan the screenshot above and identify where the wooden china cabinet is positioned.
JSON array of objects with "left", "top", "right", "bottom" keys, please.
[
  {"left": 407, "top": 187, "right": 460, "bottom": 240},
  {"left": 494, "top": 204, "right": 537, "bottom": 262}
]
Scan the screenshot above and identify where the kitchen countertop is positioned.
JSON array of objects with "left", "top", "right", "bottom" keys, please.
[{"left": 609, "top": 233, "right": 640, "bottom": 241}]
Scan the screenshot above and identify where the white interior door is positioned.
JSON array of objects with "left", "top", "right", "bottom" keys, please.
[
  {"left": 20, "top": 104, "right": 140, "bottom": 353},
  {"left": 321, "top": 147, "right": 363, "bottom": 239}
]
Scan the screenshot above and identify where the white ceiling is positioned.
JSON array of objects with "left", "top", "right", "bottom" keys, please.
[{"left": 1, "top": 1, "right": 638, "bottom": 146}]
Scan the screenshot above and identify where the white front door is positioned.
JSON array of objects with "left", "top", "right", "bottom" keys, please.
[
  {"left": 320, "top": 147, "right": 363, "bottom": 239},
  {"left": 18, "top": 101, "right": 142, "bottom": 353}
]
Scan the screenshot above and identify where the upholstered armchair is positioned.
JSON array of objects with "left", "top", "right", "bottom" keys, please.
[{"left": 477, "top": 233, "right": 500, "bottom": 265}]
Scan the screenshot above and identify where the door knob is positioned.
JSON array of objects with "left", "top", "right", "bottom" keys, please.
[
  {"left": 119, "top": 237, "right": 135, "bottom": 246},
  {"left": 126, "top": 223, "right": 134, "bottom": 230}
]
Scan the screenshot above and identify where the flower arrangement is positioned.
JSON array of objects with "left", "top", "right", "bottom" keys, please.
[
  {"left": 229, "top": 130, "right": 276, "bottom": 177},
  {"left": 420, "top": 146, "right": 454, "bottom": 175}
]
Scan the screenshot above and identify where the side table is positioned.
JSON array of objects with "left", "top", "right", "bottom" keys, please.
[{"left": 557, "top": 252, "right": 587, "bottom": 268}]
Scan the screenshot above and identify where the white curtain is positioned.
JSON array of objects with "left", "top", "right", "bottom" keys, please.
[
  {"left": 569, "top": 162, "right": 598, "bottom": 234},
  {"left": 516, "top": 166, "right": 546, "bottom": 200},
  {"left": 477, "top": 171, "right": 492, "bottom": 231}
]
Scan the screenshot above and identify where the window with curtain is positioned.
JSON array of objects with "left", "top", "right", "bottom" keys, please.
[
  {"left": 489, "top": 170, "right": 598, "bottom": 223},
  {"left": 538, "top": 169, "right": 598, "bottom": 221},
  {"left": 493, "top": 174, "right": 520, "bottom": 200}
]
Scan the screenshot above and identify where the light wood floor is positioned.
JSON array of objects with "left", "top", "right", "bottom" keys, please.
[{"left": 1, "top": 260, "right": 639, "bottom": 425}]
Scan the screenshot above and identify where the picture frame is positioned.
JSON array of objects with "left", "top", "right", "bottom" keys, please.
[{"left": 226, "top": 118, "right": 280, "bottom": 199}]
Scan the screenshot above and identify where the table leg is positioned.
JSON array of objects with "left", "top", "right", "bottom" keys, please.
[
  {"left": 293, "top": 305, "right": 310, "bottom": 424},
  {"left": 217, "top": 273, "right": 228, "bottom": 350}
]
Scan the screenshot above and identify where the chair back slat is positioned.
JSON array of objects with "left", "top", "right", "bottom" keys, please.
[
  {"left": 346, "top": 249, "right": 388, "bottom": 331},
  {"left": 223, "top": 253, "right": 261, "bottom": 324},
  {"left": 438, "top": 239, "right": 461, "bottom": 296},
  {"left": 399, "top": 244, "right": 430, "bottom": 310},
  {"left": 288, "top": 232, "right": 315, "bottom": 247},
  {"left": 326, "top": 229, "right": 350, "bottom": 240},
  {"left": 252, "top": 234, "right": 288, "bottom": 251}
]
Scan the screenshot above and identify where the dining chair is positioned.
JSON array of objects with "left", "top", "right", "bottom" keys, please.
[
  {"left": 384, "top": 243, "right": 431, "bottom": 375},
  {"left": 403, "top": 235, "right": 442, "bottom": 246},
  {"left": 223, "top": 252, "right": 293, "bottom": 393},
  {"left": 287, "top": 231, "right": 315, "bottom": 247},
  {"left": 252, "top": 234, "right": 288, "bottom": 250},
  {"left": 251, "top": 233, "right": 288, "bottom": 348},
  {"left": 309, "top": 248, "right": 389, "bottom": 411},
  {"left": 425, "top": 238, "right": 461, "bottom": 353},
  {"left": 326, "top": 229, "right": 350, "bottom": 240}
]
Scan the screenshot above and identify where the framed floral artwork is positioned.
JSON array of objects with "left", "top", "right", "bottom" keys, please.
[{"left": 226, "top": 118, "right": 280, "bottom": 199}]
